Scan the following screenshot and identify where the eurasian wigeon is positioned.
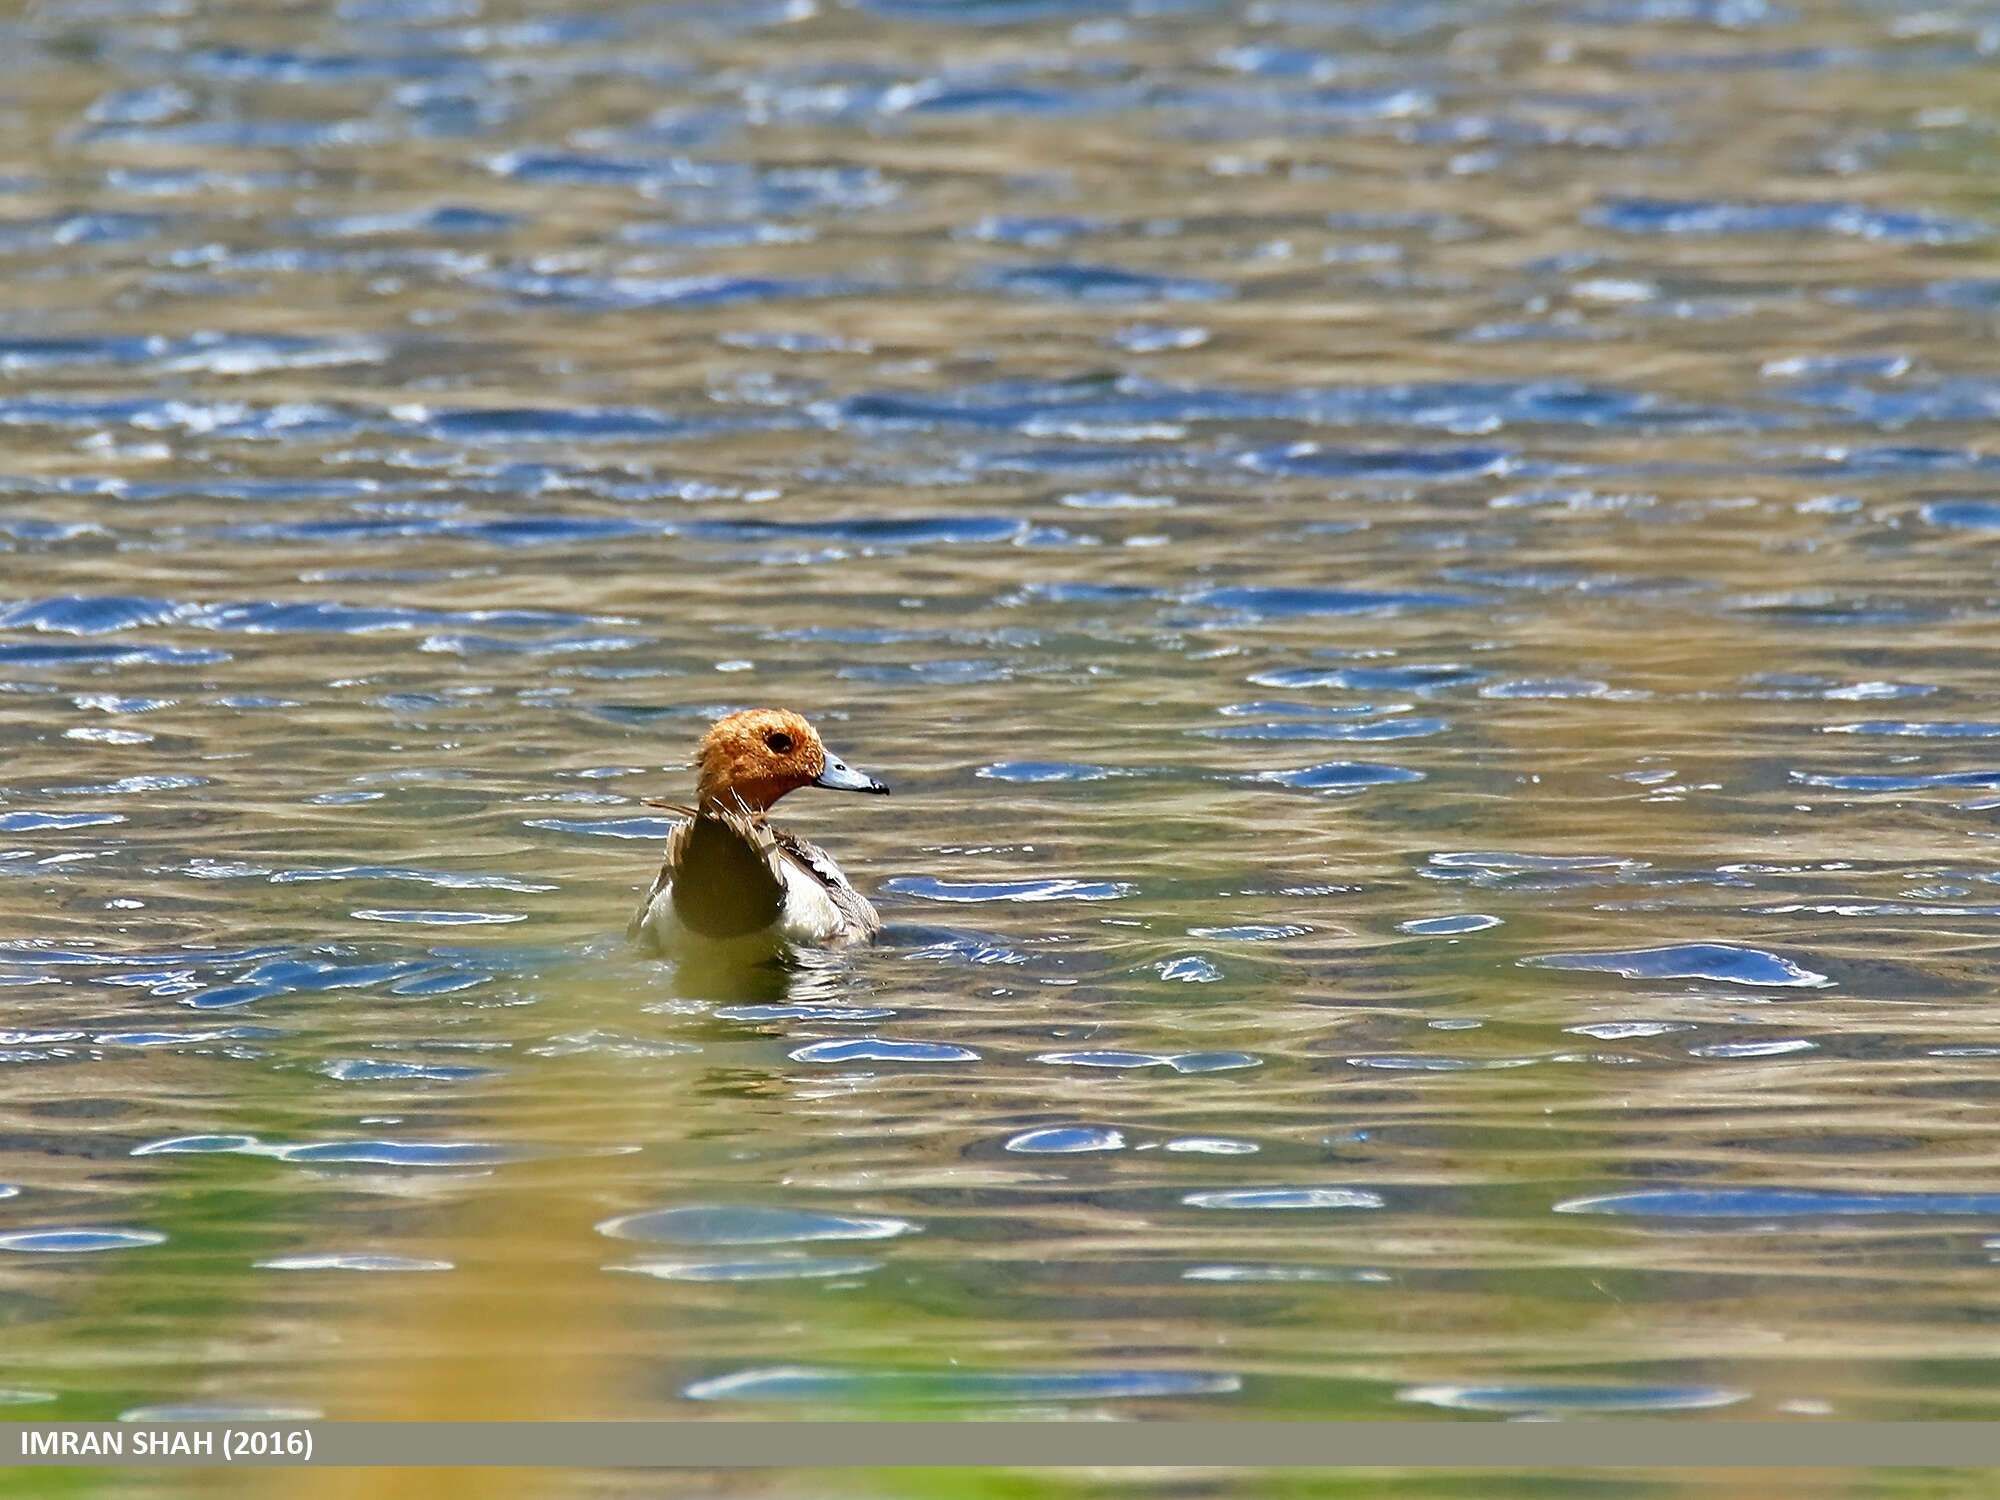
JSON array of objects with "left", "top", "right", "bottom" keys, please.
[{"left": 627, "top": 708, "right": 889, "bottom": 955}]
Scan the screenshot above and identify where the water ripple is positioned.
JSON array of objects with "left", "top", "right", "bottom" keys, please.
[
  {"left": 609, "top": 1257, "right": 883, "bottom": 1282},
  {"left": 682, "top": 1365, "right": 1239, "bottom": 1403},
  {"left": 1250, "top": 664, "right": 1487, "bottom": 693},
  {"left": 884, "top": 876, "right": 1132, "bottom": 903},
  {"left": 1591, "top": 197, "right": 1989, "bottom": 243},
  {"left": 1183, "top": 1188, "right": 1384, "bottom": 1210},
  {"left": 1557, "top": 1189, "right": 2000, "bottom": 1217},
  {"left": 255, "top": 1253, "right": 453, "bottom": 1272},
  {"left": 1241, "top": 445, "right": 1514, "bottom": 480},
  {"left": 1823, "top": 721, "right": 2000, "bottom": 739},
  {"left": 1037, "top": 1050, "right": 1261, "bottom": 1074},
  {"left": 1399, "top": 914, "right": 1502, "bottom": 936},
  {"left": 0, "top": 1228, "right": 165, "bottom": 1253},
  {"left": 1521, "top": 943, "right": 1830, "bottom": 988},
  {"left": 1197, "top": 717, "right": 1446, "bottom": 741},
  {"left": 976, "top": 761, "right": 1121, "bottom": 781},
  {"left": 1005, "top": 1126, "right": 1125, "bottom": 1154},
  {"left": 787, "top": 1038, "right": 979, "bottom": 1063},
  {"left": 1250, "top": 761, "right": 1425, "bottom": 789},
  {"left": 1922, "top": 500, "right": 2000, "bottom": 530},
  {"left": 979, "top": 264, "right": 1229, "bottom": 303},
  {"left": 133, "top": 1134, "right": 525, "bottom": 1166},
  {"left": 1401, "top": 1383, "right": 1746, "bottom": 1412},
  {"left": 597, "top": 1206, "right": 916, "bottom": 1246}
]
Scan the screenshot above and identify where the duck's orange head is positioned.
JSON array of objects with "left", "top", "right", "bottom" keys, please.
[{"left": 693, "top": 708, "right": 888, "bottom": 813}]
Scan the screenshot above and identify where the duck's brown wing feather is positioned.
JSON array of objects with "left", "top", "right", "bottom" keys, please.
[{"left": 772, "top": 827, "right": 882, "bottom": 939}]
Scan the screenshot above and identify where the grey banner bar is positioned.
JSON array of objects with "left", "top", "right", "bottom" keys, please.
[{"left": 6, "top": 1422, "right": 2000, "bottom": 1468}]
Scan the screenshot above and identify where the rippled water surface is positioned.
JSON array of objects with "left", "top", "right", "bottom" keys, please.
[{"left": 5, "top": 0, "right": 2000, "bottom": 1490}]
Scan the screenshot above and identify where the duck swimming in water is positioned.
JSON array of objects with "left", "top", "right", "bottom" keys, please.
[{"left": 627, "top": 708, "right": 889, "bottom": 955}]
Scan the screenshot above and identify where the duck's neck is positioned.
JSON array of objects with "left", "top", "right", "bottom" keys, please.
[
  {"left": 697, "top": 789, "right": 777, "bottom": 818},
  {"left": 696, "top": 765, "right": 795, "bottom": 812}
]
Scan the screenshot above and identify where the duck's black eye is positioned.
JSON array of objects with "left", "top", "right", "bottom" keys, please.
[{"left": 765, "top": 731, "right": 794, "bottom": 754}]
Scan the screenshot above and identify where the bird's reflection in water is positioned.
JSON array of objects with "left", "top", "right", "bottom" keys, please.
[{"left": 665, "top": 943, "right": 862, "bottom": 1009}]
